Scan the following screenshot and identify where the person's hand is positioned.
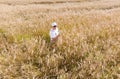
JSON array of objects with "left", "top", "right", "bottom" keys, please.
[
  {"left": 58, "top": 34, "right": 60, "bottom": 37},
  {"left": 52, "top": 34, "right": 60, "bottom": 41}
]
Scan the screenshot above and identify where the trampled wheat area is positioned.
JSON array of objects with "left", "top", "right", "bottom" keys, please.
[{"left": 0, "top": 0, "right": 120, "bottom": 79}]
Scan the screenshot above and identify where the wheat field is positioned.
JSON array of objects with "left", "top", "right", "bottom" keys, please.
[{"left": 0, "top": 0, "right": 120, "bottom": 79}]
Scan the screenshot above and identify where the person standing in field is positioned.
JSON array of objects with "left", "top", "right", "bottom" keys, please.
[{"left": 49, "top": 22, "right": 60, "bottom": 50}]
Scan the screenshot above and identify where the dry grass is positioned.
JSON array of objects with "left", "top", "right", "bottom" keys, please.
[{"left": 0, "top": 0, "right": 120, "bottom": 79}]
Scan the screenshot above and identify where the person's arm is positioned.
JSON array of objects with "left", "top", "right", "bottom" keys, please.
[{"left": 52, "top": 34, "right": 60, "bottom": 41}]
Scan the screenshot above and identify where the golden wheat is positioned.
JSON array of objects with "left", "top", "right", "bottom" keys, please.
[{"left": 0, "top": 0, "right": 120, "bottom": 79}]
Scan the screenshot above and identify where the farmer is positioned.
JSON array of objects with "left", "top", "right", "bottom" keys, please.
[{"left": 49, "top": 22, "right": 60, "bottom": 49}]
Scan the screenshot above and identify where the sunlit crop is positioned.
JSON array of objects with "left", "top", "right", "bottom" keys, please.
[{"left": 0, "top": 0, "right": 120, "bottom": 79}]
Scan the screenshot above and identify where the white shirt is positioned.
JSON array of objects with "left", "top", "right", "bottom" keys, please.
[{"left": 49, "top": 28, "right": 59, "bottom": 40}]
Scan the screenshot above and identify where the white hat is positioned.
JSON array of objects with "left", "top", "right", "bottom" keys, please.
[{"left": 51, "top": 22, "right": 57, "bottom": 27}]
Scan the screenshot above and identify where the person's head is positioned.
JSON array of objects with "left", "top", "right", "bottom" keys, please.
[{"left": 51, "top": 22, "right": 57, "bottom": 30}]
